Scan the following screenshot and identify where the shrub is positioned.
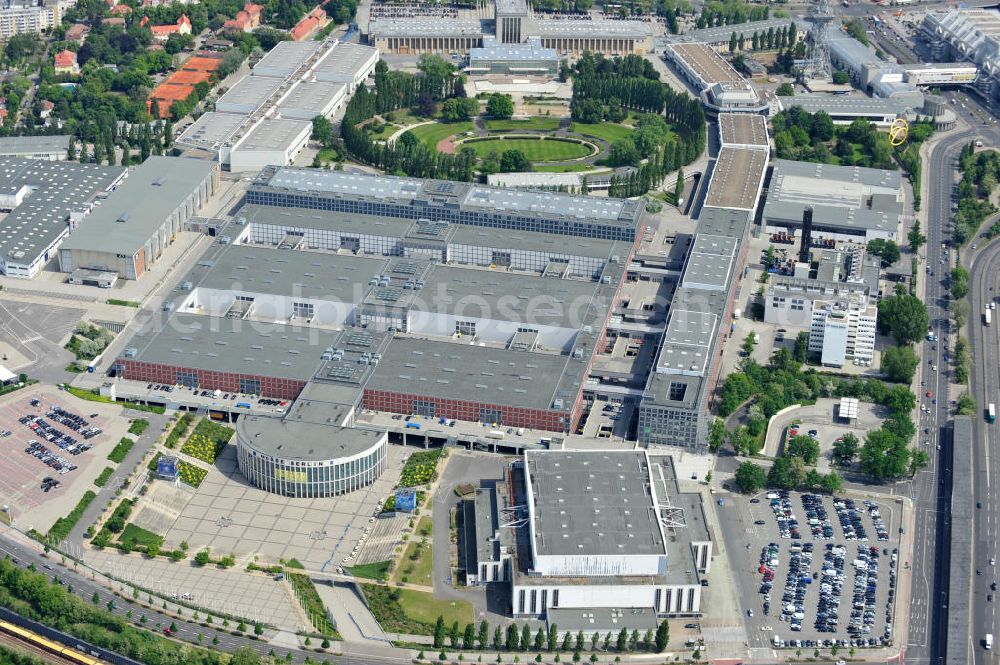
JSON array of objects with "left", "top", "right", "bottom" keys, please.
[
  {"left": 93, "top": 467, "right": 115, "bottom": 488},
  {"left": 47, "top": 491, "right": 96, "bottom": 542},
  {"left": 178, "top": 461, "right": 208, "bottom": 488},
  {"left": 107, "top": 438, "right": 135, "bottom": 464}
]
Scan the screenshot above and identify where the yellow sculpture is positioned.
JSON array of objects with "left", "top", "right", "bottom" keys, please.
[{"left": 889, "top": 117, "right": 909, "bottom": 147}]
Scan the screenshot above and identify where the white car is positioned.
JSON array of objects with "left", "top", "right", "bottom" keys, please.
[{"left": 932, "top": 365, "right": 938, "bottom": 372}]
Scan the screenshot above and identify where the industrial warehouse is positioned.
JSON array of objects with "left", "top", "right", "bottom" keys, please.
[
  {"left": 0, "top": 157, "right": 126, "bottom": 279},
  {"left": 175, "top": 39, "right": 379, "bottom": 170},
  {"left": 463, "top": 450, "right": 712, "bottom": 623}
]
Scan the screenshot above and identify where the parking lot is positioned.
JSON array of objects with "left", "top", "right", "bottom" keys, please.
[
  {"left": 0, "top": 385, "right": 129, "bottom": 532},
  {"left": 718, "top": 489, "right": 903, "bottom": 653}
]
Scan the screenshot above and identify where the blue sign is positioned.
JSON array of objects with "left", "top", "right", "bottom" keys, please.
[
  {"left": 157, "top": 456, "right": 179, "bottom": 480},
  {"left": 395, "top": 488, "right": 417, "bottom": 512}
]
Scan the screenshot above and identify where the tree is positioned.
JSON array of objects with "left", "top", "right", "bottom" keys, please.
[
  {"left": 881, "top": 345, "right": 919, "bottom": 384},
  {"left": 786, "top": 435, "right": 820, "bottom": 465},
  {"left": 951, "top": 265, "right": 970, "bottom": 300},
  {"left": 464, "top": 623, "right": 477, "bottom": 650},
  {"left": 231, "top": 648, "right": 262, "bottom": 665},
  {"left": 728, "top": 455, "right": 765, "bottom": 491},
  {"left": 487, "top": 94, "right": 514, "bottom": 119},
  {"left": 434, "top": 616, "right": 446, "bottom": 649},
  {"left": 441, "top": 97, "right": 479, "bottom": 122},
  {"left": 500, "top": 149, "right": 531, "bottom": 173},
  {"left": 776, "top": 83, "right": 794, "bottom": 96},
  {"left": 561, "top": 631, "right": 573, "bottom": 652},
  {"left": 833, "top": 432, "right": 860, "bottom": 464},
  {"left": 522, "top": 625, "right": 533, "bottom": 652},
  {"left": 311, "top": 115, "right": 334, "bottom": 145},
  {"left": 957, "top": 393, "right": 977, "bottom": 415},
  {"left": 507, "top": 624, "right": 520, "bottom": 651},
  {"left": 534, "top": 627, "right": 545, "bottom": 652},
  {"left": 415, "top": 93, "right": 437, "bottom": 118},
  {"left": 674, "top": 168, "right": 685, "bottom": 201},
  {"left": 908, "top": 221, "right": 927, "bottom": 252},
  {"left": 909, "top": 448, "right": 929, "bottom": 477},
  {"left": 729, "top": 31, "right": 738, "bottom": 53},
  {"left": 811, "top": 111, "right": 834, "bottom": 142},
  {"left": 820, "top": 471, "right": 844, "bottom": 494},
  {"left": 493, "top": 626, "right": 503, "bottom": 650},
  {"left": 615, "top": 628, "right": 627, "bottom": 652},
  {"left": 859, "top": 428, "right": 910, "bottom": 480},
  {"left": 547, "top": 625, "right": 558, "bottom": 651},
  {"left": 832, "top": 71, "right": 850, "bottom": 84},
  {"left": 608, "top": 139, "right": 640, "bottom": 167},
  {"left": 867, "top": 239, "right": 901, "bottom": 267},
  {"left": 451, "top": 621, "right": 462, "bottom": 648},
  {"left": 654, "top": 621, "right": 669, "bottom": 653},
  {"left": 792, "top": 331, "right": 809, "bottom": 363},
  {"left": 194, "top": 550, "right": 210, "bottom": 566},
  {"left": 479, "top": 621, "right": 490, "bottom": 649},
  {"left": 878, "top": 294, "right": 929, "bottom": 345},
  {"left": 708, "top": 417, "right": 726, "bottom": 452},
  {"left": 768, "top": 455, "right": 802, "bottom": 489}
]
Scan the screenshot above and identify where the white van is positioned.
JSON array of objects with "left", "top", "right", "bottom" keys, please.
[{"left": 986, "top": 633, "right": 993, "bottom": 650}]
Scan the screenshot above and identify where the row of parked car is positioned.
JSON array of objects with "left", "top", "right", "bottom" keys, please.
[
  {"left": 864, "top": 500, "right": 891, "bottom": 542},
  {"left": 769, "top": 491, "right": 801, "bottom": 539},
  {"left": 802, "top": 493, "right": 834, "bottom": 540},
  {"left": 847, "top": 545, "right": 889, "bottom": 640},
  {"left": 24, "top": 440, "right": 78, "bottom": 474},
  {"left": 816, "top": 543, "right": 847, "bottom": 633},
  {"left": 46, "top": 405, "right": 100, "bottom": 439},
  {"left": 19, "top": 415, "right": 93, "bottom": 455},
  {"left": 833, "top": 498, "right": 869, "bottom": 542},
  {"left": 780, "top": 542, "right": 814, "bottom": 631}
]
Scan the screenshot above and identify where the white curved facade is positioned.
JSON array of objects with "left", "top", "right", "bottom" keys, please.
[{"left": 236, "top": 417, "right": 387, "bottom": 497}]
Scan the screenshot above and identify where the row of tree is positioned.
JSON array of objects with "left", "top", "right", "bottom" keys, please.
[
  {"left": 727, "top": 21, "right": 798, "bottom": 53},
  {"left": 431, "top": 616, "right": 669, "bottom": 654},
  {"left": 954, "top": 141, "right": 1000, "bottom": 244},
  {"left": 340, "top": 62, "right": 477, "bottom": 181},
  {"left": 694, "top": 0, "right": 769, "bottom": 29}
]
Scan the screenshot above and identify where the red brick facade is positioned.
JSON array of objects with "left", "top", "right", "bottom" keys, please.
[
  {"left": 362, "top": 389, "right": 568, "bottom": 433},
  {"left": 119, "top": 360, "right": 306, "bottom": 401}
]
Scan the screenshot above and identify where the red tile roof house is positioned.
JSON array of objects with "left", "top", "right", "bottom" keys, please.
[
  {"left": 65, "top": 23, "right": 89, "bottom": 44},
  {"left": 150, "top": 14, "right": 192, "bottom": 42},
  {"left": 290, "top": 6, "right": 328, "bottom": 41},
  {"left": 54, "top": 50, "right": 80, "bottom": 75},
  {"left": 222, "top": 2, "right": 264, "bottom": 32}
]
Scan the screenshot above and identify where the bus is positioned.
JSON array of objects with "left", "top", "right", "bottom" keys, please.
[{"left": 989, "top": 403, "right": 996, "bottom": 424}]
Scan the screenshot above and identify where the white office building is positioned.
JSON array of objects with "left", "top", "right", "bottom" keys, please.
[{"left": 808, "top": 295, "right": 877, "bottom": 367}]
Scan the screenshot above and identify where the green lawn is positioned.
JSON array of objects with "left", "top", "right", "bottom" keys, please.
[
  {"left": 404, "top": 121, "right": 474, "bottom": 149},
  {"left": 347, "top": 560, "right": 392, "bottom": 581},
  {"left": 118, "top": 523, "right": 164, "bottom": 549},
  {"left": 570, "top": 121, "right": 634, "bottom": 144},
  {"left": 94, "top": 466, "right": 115, "bottom": 488},
  {"left": 397, "top": 588, "right": 473, "bottom": 628},
  {"left": 484, "top": 117, "right": 560, "bottom": 132},
  {"left": 367, "top": 122, "right": 398, "bottom": 141},
  {"left": 462, "top": 137, "right": 591, "bottom": 162},
  {"left": 394, "top": 539, "right": 433, "bottom": 586}
]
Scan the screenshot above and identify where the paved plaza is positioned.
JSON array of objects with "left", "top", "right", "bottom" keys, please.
[
  {"left": 85, "top": 546, "right": 304, "bottom": 629},
  {"left": 136, "top": 442, "right": 410, "bottom": 571}
]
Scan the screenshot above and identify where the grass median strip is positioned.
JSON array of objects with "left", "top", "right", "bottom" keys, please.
[
  {"left": 46, "top": 490, "right": 96, "bottom": 543},
  {"left": 106, "top": 437, "right": 135, "bottom": 463},
  {"left": 93, "top": 466, "right": 115, "bottom": 488}
]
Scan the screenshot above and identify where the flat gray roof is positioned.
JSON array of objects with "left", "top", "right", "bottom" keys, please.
[
  {"left": 0, "top": 135, "right": 71, "bottom": 156},
  {"left": 655, "top": 307, "right": 716, "bottom": 376},
  {"left": 234, "top": 118, "right": 311, "bottom": 152},
  {"left": 718, "top": 113, "right": 769, "bottom": 147},
  {"left": 681, "top": 234, "right": 737, "bottom": 291},
  {"left": 236, "top": 414, "right": 383, "bottom": 461},
  {"left": 367, "top": 336, "right": 580, "bottom": 411},
  {"left": 525, "top": 450, "right": 666, "bottom": 557},
  {"left": 239, "top": 203, "right": 414, "bottom": 238},
  {"left": 314, "top": 42, "right": 378, "bottom": 79},
  {"left": 535, "top": 18, "right": 652, "bottom": 38},
  {"left": 60, "top": 156, "right": 216, "bottom": 255},
  {"left": 470, "top": 37, "right": 556, "bottom": 62},
  {"left": 763, "top": 158, "right": 903, "bottom": 233},
  {"left": 449, "top": 224, "right": 623, "bottom": 259},
  {"left": 546, "top": 607, "right": 658, "bottom": 633},
  {"left": 191, "top": 242, "right": 385, "bottom": 303},
  {"left": 256, "top": 167, "right": 643, "bottom": 228},
  {"left": 253, "top": 39, "right": 325, "bottom": 77},
  {"left": 780, "top": 93, "right": 908, "bottom": 116},
  {"left": 642, "top": 371, "right": 703, "bottom": 409},
  {"left": 369, "top": 17, "right": 484, "bottom": 37},
  {"left": 473, "top": 487, "right": 501, "bottom": 568},
  {"left": 216, "top": 75, "right": 284, "bottom": 111},
  {"left": 696, "top": 205, "right": 752, "bottom": 237},
  {"left": 703, "top": 147, "right": 767, "bottom": 211},
  {"left": 127, "top": 312, "right": 328, "bottom": 381},
  {"left": 669, "top": 42, "right": 743, "bottom": 86},
  {"left": 175, "top": 112, "right": 246, "bottom": 151},
  {"left": 496, "top": 0, "right": 528, "bottom": 15},
  {"left": 0, "top": 158, "right": 124, "bottom": 264},
  {"left": 278, "top": 80, "right": 345, "bottom": 114}
]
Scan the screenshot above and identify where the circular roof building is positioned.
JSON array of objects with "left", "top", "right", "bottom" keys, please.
[{"left": 236, "top": 415, "right": 387, "bottom": 498}]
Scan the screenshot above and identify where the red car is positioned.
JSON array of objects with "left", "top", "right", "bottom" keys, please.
[{"left": 163, "top": 627, "right": 173, "bottom": 636}]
